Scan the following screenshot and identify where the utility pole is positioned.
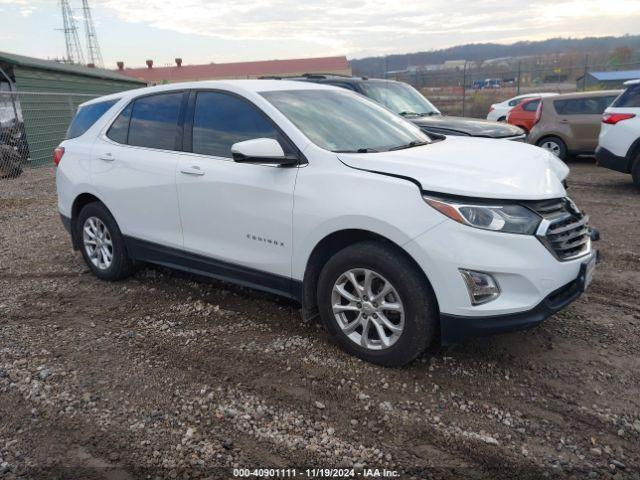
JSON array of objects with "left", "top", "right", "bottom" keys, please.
[
  {"left": 461, "top": 61, "right": 468, "bottom": 116},
  {"left": 59, "top": 0, "right": 85, "bottom": 65},
  {"left": 81, "top": 0, "right": 104, "bottom": 68},
  {"left": 516, "top": 61, "right": 521, "bottom": 95},
  {"left": 582, "top": 54, "right": 589, "bottom": 91}
]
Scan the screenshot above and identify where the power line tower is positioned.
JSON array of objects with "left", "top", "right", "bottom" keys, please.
[
  {"left": 81, "top": 0, "right": 104, "bottom": 68},
  {"left": 59, "top": 0, "right": 85, "bottom": 65}
]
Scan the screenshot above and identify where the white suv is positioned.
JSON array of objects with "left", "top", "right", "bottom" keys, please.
[
  {"left": 596, "top": 79, "right": 640, "bottom": 186},
  {"left": 487, "top": 93, "right": 557, "bottom": 122},
  {"left": 55, "top": 80, "right": 598, "bottom": 366}
]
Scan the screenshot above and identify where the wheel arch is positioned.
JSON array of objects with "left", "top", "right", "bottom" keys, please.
[
  {"left": 300, "top": 228, "right": 437, "bottom": 321},
  {"left": 535, "top": 134, "right": 568, "bottom": 153},
  {"left": 535, "top": 133, "right": 567, "bottom": 144},
  {"left": 70, "top": 193, "right": 110, "bottom": 250},
  {"left": 625, "top": 136, "right": 640, "bottom": 172}
]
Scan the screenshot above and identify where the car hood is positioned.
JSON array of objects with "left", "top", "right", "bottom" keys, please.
[
  {"left": 411, "top": 115, "right": 523, "bottom": 138},
  {"left": 337, "top": 136, "right": 569, "bottom": 200}
]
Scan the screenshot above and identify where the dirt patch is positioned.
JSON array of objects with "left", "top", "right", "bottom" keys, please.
[{"left": 0, "top": 163, "right": 639, "bottom": 479}]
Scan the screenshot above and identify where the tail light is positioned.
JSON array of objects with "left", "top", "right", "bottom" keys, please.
[
  {"left": 489, "top": 106, "right": 495, "bottom": 113},
  {"left": 52, "top": 146, "right": 65, "bottom": 166},
  {"left": 602, "top": 113, "right": 635, "bottom": 124},
  {"left": 533, "top": 101, "right": 543, "bottom": 126}
]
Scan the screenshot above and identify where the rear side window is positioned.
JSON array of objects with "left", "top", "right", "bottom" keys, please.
[
  {"left": 554, "top": 97, "right": 605, "bottom": 115},
  {"left": 66, "top": 99, "right": 118, "bottom": 139},
  {"left": 612, "top": 85, "right": 640, "bottom": 108},
  {"left": 522, "top": 99, "right": 540, "bottom": 112},
  {"left": 191, "top": 91, "right": 278, "bottom": 158},
  {"left": 107, "top": 103, "right": 132, "bottom": 144},
  {"left": 508, "top": 98, "right": 523, "bottom": 107},
  {"left": 127, "top": 92, "right": 184, "bottom": 150}
]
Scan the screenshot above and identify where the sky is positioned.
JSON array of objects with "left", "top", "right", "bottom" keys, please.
[{"left": 1, "top": 0, "right": 640, "bottom": 68}]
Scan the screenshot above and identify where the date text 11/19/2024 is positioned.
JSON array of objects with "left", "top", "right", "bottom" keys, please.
[{"left": 233, "top": 468, "right": 401, "bottom": 478}]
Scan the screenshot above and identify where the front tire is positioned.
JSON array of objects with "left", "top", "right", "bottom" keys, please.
[
  {"left": 76, "top": 202, "right": 135, "bottom": 281},
  {"left": 317, "top": 241, "right": 438, "bottom": 367},
  {"left": 537, "top": 136, "right": 567, "bottom": 160}
]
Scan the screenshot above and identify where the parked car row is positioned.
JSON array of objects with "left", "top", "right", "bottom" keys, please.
[
  {"left": 55, "top": 79, "right": 599, "bottom": 366},
  {"left": 492, "top": 81, "right": 640, "bottom": 187}
]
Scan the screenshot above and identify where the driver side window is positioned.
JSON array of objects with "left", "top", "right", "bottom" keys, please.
[{"left": 191, "top": 91, "right": 279, "bottom": 158}]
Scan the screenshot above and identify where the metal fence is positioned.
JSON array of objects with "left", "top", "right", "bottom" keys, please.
[
  {"left": 387, "top": 60, "right": 640, "bottom": 118},
  {"left": 1, "top": 91, "right": 97, "bottom": 178}
]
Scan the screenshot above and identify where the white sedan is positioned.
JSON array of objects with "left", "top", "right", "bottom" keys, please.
[{"left": 487, "top": 93, "right": 557, "bottom": 122}]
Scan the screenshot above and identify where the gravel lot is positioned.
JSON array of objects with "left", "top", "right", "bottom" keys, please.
[{"left": 0, "top": 161, "right": 639, "bottom": 479}]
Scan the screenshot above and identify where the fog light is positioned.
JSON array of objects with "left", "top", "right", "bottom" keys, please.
[{"left": 459, "top": 269, "right": 501, "bottom": 305}]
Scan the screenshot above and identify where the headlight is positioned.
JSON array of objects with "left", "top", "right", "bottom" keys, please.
[{"left": 423, "top": 196, "right": 541, "bottom": 234}]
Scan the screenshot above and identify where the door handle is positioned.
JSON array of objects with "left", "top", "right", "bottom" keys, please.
[
  {"left": 180, "top": 165, "right": 205, "bottom": 176},
  {"left": 559, "top": 119, "right": 569, "bottom": 124},
  {"left": 98, "top": 153, "right": 115, "bottom": 162}
]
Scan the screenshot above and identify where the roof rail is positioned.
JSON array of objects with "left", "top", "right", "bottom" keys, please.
[
  {"left": 301, "top": 72, "right": 357, "bottom": 79},
  {"left": 258, "top": 73, "right": 369, "bottom": 81},
  {"left": 258, "top": 74, "right": 306, "bottom": 80}
]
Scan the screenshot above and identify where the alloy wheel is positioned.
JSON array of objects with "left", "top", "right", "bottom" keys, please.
[
  {"left": 540, "top": 140, "right": 561, "bottom": 156},
  {"left": 331, "top": 268, "right": 405, "bottom": 350},
  {"left": 83, "top": 216, "right": 113, "bottom": 270}
]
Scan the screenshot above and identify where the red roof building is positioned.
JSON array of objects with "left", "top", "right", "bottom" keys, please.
[{"left": 114, "top": 55, "right": 351, "bottom": 84}]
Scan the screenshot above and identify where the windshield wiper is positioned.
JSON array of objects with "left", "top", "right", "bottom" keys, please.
[
  {"left": 333, "top": 148, "right": 380, "bottom": 153},
  {"left": 388, "top": 141, "right": 430, "bottom": 151}
]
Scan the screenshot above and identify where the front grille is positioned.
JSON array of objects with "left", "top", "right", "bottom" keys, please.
[{"left": 527, "top": 198, "right": 590, "bottom": 261}]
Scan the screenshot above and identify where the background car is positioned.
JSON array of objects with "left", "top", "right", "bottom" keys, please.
[
  {"left": 596, "top": 79, "right": 640, "bottom": 186},
  {"left": 506, "top": 97, "right": 542, "bottom": 133},
  {"left": 488, "top": 93, "right": 557, "bottom": 122},
  {"left": 269, "top": 74, "right": 526, "bottom": 141},
  {"left": 528, "top": 90, "right": 621, "bottom": 160}
]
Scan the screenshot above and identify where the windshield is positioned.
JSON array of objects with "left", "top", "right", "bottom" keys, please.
[
  {"left": 261, "top": 89, "right": 430, "bottom": 153},
  {"left": 360, "top": 81, "right": 440, "bottom": 117}
]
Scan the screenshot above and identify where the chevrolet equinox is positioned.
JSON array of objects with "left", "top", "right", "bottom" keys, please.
[{"left": 55, "top": 80, "right": 598, "bottom": 366}]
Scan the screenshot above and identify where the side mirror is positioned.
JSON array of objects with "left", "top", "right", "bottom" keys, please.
[{"left": 231, "top": 138, "right": 298, "bottom": 165}]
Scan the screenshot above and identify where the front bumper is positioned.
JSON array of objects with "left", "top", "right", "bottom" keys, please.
[
  {"left": 440, "top": 251, "right": 597, "bottom": 344},
  {"left": 595, "top": 146, "right": 630, "bottom": 174},
  {"left": 404, "top": 218, "right": 598, "bottom": 342}
]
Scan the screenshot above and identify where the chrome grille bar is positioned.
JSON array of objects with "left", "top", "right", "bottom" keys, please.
[{"left": 528, "top": 198, "right": 591, "bottom": 261}]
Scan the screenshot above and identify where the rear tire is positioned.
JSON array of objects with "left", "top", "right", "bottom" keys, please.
[
  {"left": 497, "top": 116, "right": 506, "bottom": 122},
  {"left": 76, "top": 202, "right": 135, "bottom": 281},
  {"left": 317, "top": 241, "right": 438, "bottom": 367},
  {"left": 536, "top": 136, "right": 567, "bottom": 160}
]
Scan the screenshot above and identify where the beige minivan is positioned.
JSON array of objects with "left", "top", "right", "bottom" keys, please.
[{"left": 529, "top": 90, "right": 621, "bottom": 159}]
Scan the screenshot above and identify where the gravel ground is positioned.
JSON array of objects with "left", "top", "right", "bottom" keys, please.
[{"left": 0, "top": 161, "right": 639, "bottom": 480}]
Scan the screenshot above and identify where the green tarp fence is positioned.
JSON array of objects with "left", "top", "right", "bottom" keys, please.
[{"left": 14, "top": 66, "right": 143, "bottom": 166}]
